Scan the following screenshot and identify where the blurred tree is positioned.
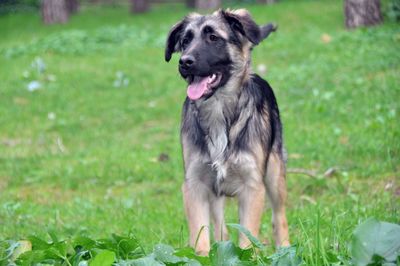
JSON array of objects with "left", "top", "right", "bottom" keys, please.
[
  {"left": 131, "top": 0, "right": 149, "bottom": 13},
  {"left": 186, "top": 0, "right": 195, "bottom": 8},
  {"left": 41, "top": 0, "right": 69, "bottom": 24},
  {"left": 89, "top": 0, "right": 117, "bottom": 5},
  {"left": 66, "top": 0, "right": 79, "bottom": 14},
  {"left": 387, "top": 0, "right": 400, "bottom": 22},
  {"left": 257, "top": 0, "right": 277, "bottom": 4},
  {"left": 194, "top": 0, "right": 221, "bottom": 9},
  {"left": 344, "top": 0, "right": 383, "bottom": 28}
]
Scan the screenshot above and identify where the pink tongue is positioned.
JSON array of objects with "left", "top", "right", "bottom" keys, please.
[{"left": 187, "top": 76, "right": 209, "bottom": 100}]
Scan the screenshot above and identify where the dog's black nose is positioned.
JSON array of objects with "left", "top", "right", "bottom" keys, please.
[{"left": 179, "top": 55, "right": 195, "bottom": 69}]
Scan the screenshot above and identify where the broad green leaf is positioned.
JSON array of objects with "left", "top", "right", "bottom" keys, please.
[
  {"left": 28, "top": 236, "right": 52, "bottom": 250},
  {"left": 90, "top": 250, "right": 116, "bottom": 266},
  {"left": 209, "top": 241, "right": 242, "bottom": 266},
  {"left": 16, "top": 238, "right": 68, "bottom": 265},
  {"left": 174, "top": 247, "right": 210, "bottom": 265},
  {"left": 153, "top": 243, "right": 186, "bottom": 264},
  {"left": 48, "top": 230, "right": 59, "bottom": 244},
  {"left": 15, "top": 250, "right": 53, "bottom": 265},
  {"left": 96, "top": 238, "right": 119, "bottom": 251},
  {"left": 267, "top": 246, "right": 302, "bottom": 266},
  {"left": 117, "top": 255, "right": 164, "bottom": 266},
  {"left": 351, "top": 218, "right": 400, "bottom": 266},
  {"left": 70, "top": 250, "right": 91, "bottom": 266},
  {"left": 184, "top": 259, "right": 203, "bottom": 266},
  {"left": 226, "top": 223, "right": 264, "bottom": 249},
  {"left": 238, "top": 248, "right": 255, "bottom": 263},
  {"left": 73, "top": 236, "right": 97, "bottom": 250},
  {"left": 112, "top": 234, "right": 144, "bottom": 259},
  {"left": 48, "top": 241, "right": 68, "bottom": 257}
]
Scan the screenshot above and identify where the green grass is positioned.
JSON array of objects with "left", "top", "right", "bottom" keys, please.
[{"left": 0, "top": 0, "right": 399, "bottom": 264}]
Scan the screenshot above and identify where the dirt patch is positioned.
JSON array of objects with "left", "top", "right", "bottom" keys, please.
[
  {"left": 16, "top": 184, "right": 77, "bottom": 205},
  {"left": 0, "top": 176, "right": 10, "bottom": 192}
]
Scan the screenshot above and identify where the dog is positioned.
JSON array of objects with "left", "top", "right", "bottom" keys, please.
[{"left": 165, "top": 9, "right": 290, "bottom": 255}]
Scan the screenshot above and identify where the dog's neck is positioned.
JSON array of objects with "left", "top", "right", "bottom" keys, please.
[
  {"left": 194, "top": 61, "right": 252, "bottom": 128},
  {"left": 194, "top": 72, "right": 245, "bottom": 128}
]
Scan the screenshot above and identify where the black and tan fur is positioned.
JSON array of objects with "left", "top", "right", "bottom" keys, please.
[{"left": 165, "top": 9, "right": 290, "bottom": 254}]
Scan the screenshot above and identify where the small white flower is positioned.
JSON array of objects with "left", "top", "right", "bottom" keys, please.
[
  {"left": 32, "top": 57, "right": 46, "bottom": 74},
  {"left": 333, "top": 127, "right": 341, "bottom": 135},
  {"left": 78, "top": 261, "right": 88, "bottom": 266},
  {"left": 22, "top": 71, "right": 30, "bottom": 79},
  {"left": 257, "top": 64, "right": 267, "bottom": 74},
  {"left": 148, "top": 101, "right": 156, "bottom": 108},
  {"left": 376, "top": 115, "right": 385, "bottom": 123},
  {"left": 355, "top": 77, "right": 364, "bottom": 85},
  {"left": 113, "top": 80, "right": 121, "bottom": 87},
  {"left": 388, "top": 109, "right": 396, "bottom": 118},
  {"left": 113, "top": 71, "right": 129, "bottom": 88},
  {"left": 47, "top": 74, "right": 56, "bottom": 82},
  {"left": 116, "top": 71, "right": 124, "bottom": 79},
  {"left": 323, "top": 91, "right": 334, "bottom": 100},
  {"left": 27, "top": 81, "right": 42, "bottom": 92},
  {"left": 48, "top": 112, "right": 56, "bottom": 120}
]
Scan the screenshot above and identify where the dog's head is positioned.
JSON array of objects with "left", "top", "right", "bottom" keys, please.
[{"left": 165, "top": 9, "right": 276, "bottom": 100}]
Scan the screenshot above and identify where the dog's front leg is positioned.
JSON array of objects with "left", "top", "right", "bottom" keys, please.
[
  {"left": 238, "top": 183, "right": 266, "bottom": 249},
  {"left": 182, "top": 179, "right": 211, "bottom": 255},
  {"left": 210, "top": 195, "right": 228, "bottom": 242}
]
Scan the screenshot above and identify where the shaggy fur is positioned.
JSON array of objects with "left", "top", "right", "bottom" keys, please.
[{"left": 165, "top": 9, "right": 290, "bottom": 254}]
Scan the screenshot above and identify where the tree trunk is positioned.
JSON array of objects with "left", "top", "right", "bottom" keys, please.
[
  {"left": 195, "top": 0, "right": 221, "bottom": 10},
  {"left": 344, "top": 0, "right": 383, "bottom": 28},
  {"left": 90, "top": 0, "right": 115, "bottom": 5},
  {"left": 186, "top": 0, "right": 195, "bottom": 8},
  {"left": 41, "top": 0, "right": 69, "bottom": 24},
  {"left": 66, "top": 0, "right": 79, "bottom": 14},
  {"left": 130, "top": 0, "right": 150, "bottom": 13},
  {"left": 257, "top": 0, "right": 277, "bottom": 4}
]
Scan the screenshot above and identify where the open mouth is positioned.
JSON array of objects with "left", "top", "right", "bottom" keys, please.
[{"left": 186, "top": 73, "right": 222, "bottom": 100}]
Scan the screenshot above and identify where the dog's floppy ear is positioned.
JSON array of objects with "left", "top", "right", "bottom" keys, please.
[
  {"left": 221, "top": 9, "right": 277, "bottom": 45},
  {"left": 260, "top": 23, "right": 278, "bottom": 41},
  {"left": 165, "top": 19, "right": 186, "bottom": 62}
]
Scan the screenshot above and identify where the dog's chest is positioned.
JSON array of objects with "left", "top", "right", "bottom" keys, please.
[
  {"left": 197, "top": 97, "right": 235, "bottom": 165},
  {"left": 196, "top": 97, "right": 259, "bottom": 195},
  {"left": 216, "top": 153, "right": 261, "bottom": 196}
]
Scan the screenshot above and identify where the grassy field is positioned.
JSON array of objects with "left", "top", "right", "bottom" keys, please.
[{"left": 0, "top": 0, "right": 399, "bottom": 264}]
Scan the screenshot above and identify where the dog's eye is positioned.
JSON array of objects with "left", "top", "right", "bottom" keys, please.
[
  {"left": 209, "top": 34, "right": 219, "bottom": 42},
  {"left": 181, "top": 38, "right": 189, "bottom": 48}
]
